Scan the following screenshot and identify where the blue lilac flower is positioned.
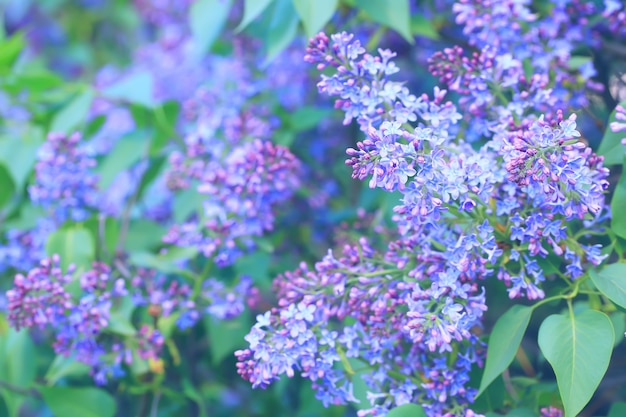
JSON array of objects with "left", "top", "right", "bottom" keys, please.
[
  {"left": 29, "top": 132, "right": 99, "bottom": 223},
  {"left": 5, "top": 257, "right": 168, "bottom": 384},
  {"left": 204, "top": 276, "right": 253, "bottom": 320},
  {"left": 164, "top": 139, "right": 300, "bottom": 266},
  {"left": 0, "top": 218, "right": 55, "bottom": 273},
  {"left": 503, "top": 113, "right": 609, "bottom": 220}
]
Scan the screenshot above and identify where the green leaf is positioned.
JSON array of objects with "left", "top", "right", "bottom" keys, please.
[
  {"left": 51, "top": 89, "right": 95, "bottom": 133},
  {"left": 292, "top": 0, "right": 338, "bottom": 38},
  {"left": 190, "top": 0, "right": 233, "bottom": 55},
  {"left": 611, "top": 158, "right": 626, "bottom": 238},
  {"left": 410, "top": 14, "right": 440, "bottom": 40},
  {"left": 124, "top": 219, "right": 167, "bottom": 252},
  {"left": 478, "top": 305, "right": 532, "bottom": 397},
  {"left": 608, "top": 402, "right": 626, "bottom": 417},
  {"left": 45, "top": 355, "right": 91, "bottom": 385},
  {"left": 107, "top": 296, "right": 136, "bottom": 336},
  {"left": 288, "top": 106, "right": 332, "bottom": 131},
  {"left": 45, "top": 228, "right": 96, "bottom": 271},
  {"left": 0, "top": 33, "right": 25, "bottom": 72},
  {"left": 355, "top": 0, "right": 413, "bottom": 44},
  {"left": 610, "top": 312, "right": 625, "bottom": 347},
  {"left": 385, "top": 403, "right": 427, "bottom": 417},
  {"left": 0, "top": 329, "right": 36, "bottom": 417},
  {"left": 235, "top": 251, "right": 271, "bottom": 290},
  {"left": 0, "top": 162, "right": 16, "bottom": 208},
  {"left": 567, "top": 55, "right": 591, "bottom": 71},
  {"left": 0, "top": 130, "right": 43, "bottom": 189},
  {"left": 84, "top": 216, "right": 119, "bottom": 259},
  {"left": 157, "top": 313, "right": 180, "bottom": 339},
  {"left": 348, "top": 357, "right": 369, "bottom": 410},
  {"left": 598, "top": 101, "right": 626, "bottom": 166},
  {"left": 129, "top": 246, "right": 197, "bottom": 274},
  {"left": 537, "top": 310, "right": 614, "bottom": 417},
  {"left": 262, "top": 0, "right": 300, "bottom": 64},
  {"left": 13, "top": 69, "right": 64, "bottom": 92},
  {"left": 101, "top": 71, "right": 154, "bottom": 108},
  {"left": 236, "top": 0, "right": 275, "bottom": 32},
  {"left": 590, "top": 263, "right": 626, "bottom": 309},
  {"left": 96, "top": 130, "right": 149, "bottom": 189},
  {"left": 182, "top": 379, "right": 208, "bottom": 417},
  {"left": 39, "top": 386, "right": 116, "bottom": 417},
  {"left": 205, "top": 312, "right": 252, "bottom": 365},
  {"left": 173, "top": 187, "right": 204, "bottom": 223},
  {"left": 504, "top": 409, "right": 536, "bottom": 417}
]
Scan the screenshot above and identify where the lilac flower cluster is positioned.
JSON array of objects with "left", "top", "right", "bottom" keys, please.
[
  {"left": 238, "top": 23, "right": 614, "bottom": 416},
  {"left": 130, "top": 268, "right": 198, "bottom": 329},
  {"left": 430, "top": 0, "right": 602, "bottom": 140},
  {"left": 602, "top": 0, "right": 626, "bottom": 38},
  {"left": 204, "top": 276, "right": 254, "bottom": 320},
  {"left": 165, "top": 138, "right": 300, "bottom": 266},
  {"left": 29, "top": 132, "right": 99, "bottom": 223},
  {"left": 5, "top": 256, "right": 168, "bottom": 384},
  {"left": 237, "top": 237, "right": 486, "bottom": 416},
  {"left": 0, "top": 219, "right": 54, "bottom": 273},
  {"left": 503, "top": 113, "right": 609, "bottom": 218},
  {"left": 305, "top": 33, "right": 460, "bottom": 133}
]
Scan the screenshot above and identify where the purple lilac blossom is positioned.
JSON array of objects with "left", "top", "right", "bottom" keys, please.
[
  {"left": 165, "top": 139, "right": 300, "bottom": 266},
  {"left": 0, "top": 218, "right": 55, "bottom": 273},
  {"left": 309, "top": 31, "right": 610, "bottom": 300},
  {"left": 237, "top": 238, "right": 487, "bottom": 416},
  {"left": 237, "top": 27, "right": 614, "bottom": 416},
  {"left": 29, "top": 132, "right": 99, "bottom": 223},
  {"left": 6, "top": 257, "right": 166, "bottom": 384}
]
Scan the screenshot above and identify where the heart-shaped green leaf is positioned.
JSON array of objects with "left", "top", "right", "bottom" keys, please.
[{"left": 538, "top": 309, "right": 614, "bottom": 417}]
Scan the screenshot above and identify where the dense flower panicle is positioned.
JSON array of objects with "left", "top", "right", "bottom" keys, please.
[
  {"left": 4, "top": 257, "right": 166, "bottom": 384},
  {"left": 165, "top": 139, "right": 300, "bottom": 266},
  {"left": 453, "top": 0, "right": 536, "bottom": 51},
  {"left": 6, "top": 255, "right": 74, "bottom": 330},
  {"left": 238, "top": 236, "right": 487, "bottom": 416},
  {"left": 29, "top": 132, "right": 99, "bottom": 223},
  {"left": 503, "top": 113, "right": 609, "bottom": 220},
  {"left": 437, "top": 0, "right": 602, "bottom": 138},
  {"left": 305, "top": 32, "right": 461, "bottom": 131},
  {"left": 288, "top": 25, "right": 617, "bottom": 415}
]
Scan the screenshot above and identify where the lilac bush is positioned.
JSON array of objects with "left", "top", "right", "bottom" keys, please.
[{"left": 0, "top": 1, "right": 625, "bottom": 417}]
